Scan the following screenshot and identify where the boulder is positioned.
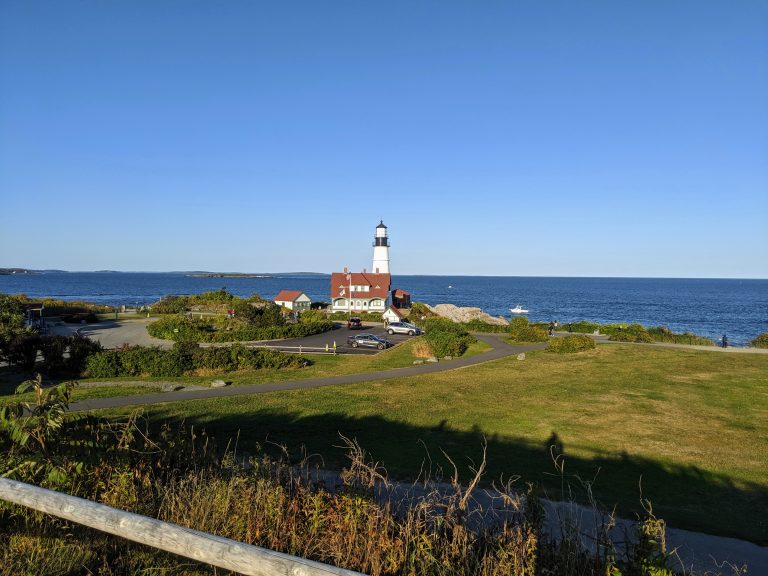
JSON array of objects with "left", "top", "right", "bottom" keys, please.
[
  {"left": 211, "top": 379, "right": 228, "bottom": 388},
  {"left": 428, "top": 304, "right": 509, "bottom": 326}
]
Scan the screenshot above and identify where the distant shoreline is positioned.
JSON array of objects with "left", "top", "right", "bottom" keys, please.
[{"left": 186, "top": 273, "right": 273, "bottom": 278}]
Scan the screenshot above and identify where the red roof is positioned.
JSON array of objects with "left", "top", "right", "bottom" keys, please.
[
  {"left": 387, "top": 305, "right": 404, "bottom": 318},
  {"left": 273, "top": 290, "right": 305, "bottom": 302},
  {"left": 330, "top": 271, "right": 391, "bottom": 299}
]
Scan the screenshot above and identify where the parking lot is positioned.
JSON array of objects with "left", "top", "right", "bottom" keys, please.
[{"left": 255, "top": 322, "right": 416, "bottom": 355}]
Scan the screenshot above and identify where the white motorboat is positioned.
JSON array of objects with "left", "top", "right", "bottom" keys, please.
[{"left": 510, "top": 305, "right": 529, "bottom": 314}]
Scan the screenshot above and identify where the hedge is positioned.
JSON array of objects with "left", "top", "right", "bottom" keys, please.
[
  {"left": 507, "top": 317, "right": 548, "bottom": 343},
  {"left": 146, "top": 315, "right": 334, "bottom": 343},
  {"left": 420, "top": 318, "right": 476, "bottom": 357},
  {"left": 547, "top": 334, "right": 596, "bottom": 353},
  {"left": 85, "top": 344, "right": 311, "bottom": 378},
  {"left": 751, "top": 332, "right": 768, "bottom": 349}
]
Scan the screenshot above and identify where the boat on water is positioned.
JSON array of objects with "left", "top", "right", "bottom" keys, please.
[{"left": 510, "top": 305, "right": 529, "bottom": 314}]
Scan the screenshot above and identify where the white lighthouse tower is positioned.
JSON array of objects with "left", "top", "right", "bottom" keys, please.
[{"left": 372, "top": 221, "right": 390, "bottom": 274}]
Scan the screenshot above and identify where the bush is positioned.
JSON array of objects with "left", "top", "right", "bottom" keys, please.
[
  {"left": 84, "top": 344, "right": 311, "bottom": 378},
  {"left": 548, "top": 334, "right": 596, "bottom": 353},
  {"left": 562, "top": 320, "right": 602, "bottom": 334},
  {"left": 647, "top": 326, "right": 714, "bottom": 346},
  {"left": 751, "top": 332, "right": 768, "bottom": 349},
  {"left": 152, "top": 295, "right": 188, "bottom": 314},
  {"left": 147, "top": 315, "right": 333, "bottom": 343},
  {"left": 421, "top": 318, "right": 476, "bottom": 357},
  {"left": 461, "top": 319, "right": 509, "bottom": 333},
  {"left": 507, "top": 316, "right": 548, "bottom": 343},
  {"left": 607, "top": 324, "right": 653, "bottom": 343},
  {"left": 409, "top": 302, "right": 436, "bottom": 319}
]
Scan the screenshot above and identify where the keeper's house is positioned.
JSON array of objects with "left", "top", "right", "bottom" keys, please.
[
  {"left": 330, "top": 270, "right": 391, "bottom": 313},
  {"left": 330, "top": 221, "right": 392, "bottom": 314},
  {"left": 273, "top": 290, "right": 311, "bottom": 311}
]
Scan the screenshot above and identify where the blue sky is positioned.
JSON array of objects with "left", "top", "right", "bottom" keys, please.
[{"left": 1, "top": 1, "right": 766, "bottom": 277}]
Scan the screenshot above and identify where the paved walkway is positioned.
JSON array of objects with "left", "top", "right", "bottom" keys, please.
[{"left": 71, "top": 334, "right": 542, "bottom": 411}]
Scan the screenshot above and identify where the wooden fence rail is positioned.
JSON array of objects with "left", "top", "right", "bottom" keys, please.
[{"left": 0, "top": 477, "right": 366, "bottom": 576}]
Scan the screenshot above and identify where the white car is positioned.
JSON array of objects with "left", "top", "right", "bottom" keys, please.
[{"left": 386, "top": 321, "right": 422, "bottom": 336}]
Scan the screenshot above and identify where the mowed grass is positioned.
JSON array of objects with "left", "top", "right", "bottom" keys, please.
[
  {"left": 0, "top": 338, "right": 493, "bottom": 404},
  {"left": 106, "top": 344, "right": 768, "bottom": 543}
]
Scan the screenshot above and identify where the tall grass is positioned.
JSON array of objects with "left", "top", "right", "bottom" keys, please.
[{"left": 0, "top": 422, "right": 708, "bottom": 575}]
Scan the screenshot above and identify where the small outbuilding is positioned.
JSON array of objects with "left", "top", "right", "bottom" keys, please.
[
  {"left": 273, "top": 290, "right": 311, "bottom": 311},
  {"left": 391, "top": 288, "right": 411, "bottom": 309},
  {"left": 382, "top": 305, "right": 404, "bottom": 324}
]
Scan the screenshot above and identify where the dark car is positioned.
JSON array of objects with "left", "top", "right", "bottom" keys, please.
[
  {"left": 347, "top": 317, "right": 363, "bottom": 329},
  {"left": 347, "top": 333, "right": 393, "bottom": 350}
]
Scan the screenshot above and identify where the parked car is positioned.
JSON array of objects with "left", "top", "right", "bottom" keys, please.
[
  {"left": 386, "top": 321, "right": 422, "bottom": 336},
  {"left": 347, "top": 333, "right": 393, "bottom": 350},
  {"left": 347, "top": 317, "right": 363, "bottom": 329}
]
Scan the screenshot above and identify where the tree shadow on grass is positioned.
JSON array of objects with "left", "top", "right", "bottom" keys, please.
[{"left": 144, "top": 407, "right": 768, "bottom": 545}]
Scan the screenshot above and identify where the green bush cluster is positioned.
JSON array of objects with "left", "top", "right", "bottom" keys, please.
[
  {"left": 751, "top": 332, "right": 768, "bottom": 348},
  {"left": 460, "top": 319, "right": 509, "bottom": 333},
  {"left": 420, "top": 318, "right": 476, "bottom": 357},
  {"left": 1, "top": 333, "right": 102, "bottom": 376},
  {"left": 85, "top": 343, "right": 311, "bottom": 378},
  {"left": 562, "top": 319, "right": 715, "bottom": 345},
  {"left": 328, "top": 311, "right": 384, "bottom": 322},
  {"left": 507, "top": 316, "right": 549, "bottom": 343},
  {"left": 409, "top": 302, "right": 436, "bottom": 319},
  {"left": 647, "top": 326, "right": 714, "bottom": 346},
  {"left": 547, "top": 334, "right": 596, "bottom": 353},
  {"left": 607, "top": 324, "right": 653, "bottom": 343},
  {"left": 147, "top": 315, "right": 333, "bottom": 343},
  {"left": 151, "top": 289, "right": 263, "bottom": 314}
]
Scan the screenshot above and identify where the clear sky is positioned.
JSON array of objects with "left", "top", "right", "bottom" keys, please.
[{"left": 1, "top": 1, "right": 766, "bottom": 278}]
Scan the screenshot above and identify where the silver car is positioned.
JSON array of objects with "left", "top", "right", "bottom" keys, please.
[{"left": 386, "top": 321, "right": 422, "bottom": 336}]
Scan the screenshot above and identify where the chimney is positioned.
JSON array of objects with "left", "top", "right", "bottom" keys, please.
[
  {"left": 343, "top": 266, "right": 348, "bottom": 273},
  {"left": 375, "top": 267, "right": 379, "bottom": 273}
]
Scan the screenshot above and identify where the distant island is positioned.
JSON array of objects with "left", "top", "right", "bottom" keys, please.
[
  {"left": 0, "top": 268, "right": 34, "bottom": 275},
  {"left": 186, "top": 273, "right": 274, "bottom": 278}
]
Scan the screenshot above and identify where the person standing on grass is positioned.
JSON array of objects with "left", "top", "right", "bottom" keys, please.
[
  {"left": 548, "top": 321, "right": 555, "bottom": 336},
  {"left": 722, "top": 334, "right": 728, "bottom": 348}
]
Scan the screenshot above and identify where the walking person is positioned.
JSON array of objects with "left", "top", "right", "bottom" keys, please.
[
  {"left": 548, "top": 321, "right": 555, "bottom": 337},
  {"left": 721, "top": 333, "right": 728, "bottom": 348}
]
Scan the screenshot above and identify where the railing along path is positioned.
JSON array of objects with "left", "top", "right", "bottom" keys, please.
[{"left": 0, "top": 477, "right": 366, "bottom": 576}]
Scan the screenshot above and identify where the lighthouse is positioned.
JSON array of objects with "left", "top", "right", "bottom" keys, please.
[{"left": 372, "top": 221, "right": 390, "bottom": 274}]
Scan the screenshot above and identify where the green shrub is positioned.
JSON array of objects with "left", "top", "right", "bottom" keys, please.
[
  {"left": 548, "top": 334, "right": 596, "bottom": 353},
  {"left": 461, "top": 319, "right": 508, "bottom": 333},
  {"left": 608, "top": 324, "right": 653, "bottom": 343},
  {"left": 562, "top": 320, "right": 602, "bottom": 334},
  {"left": 39, "top": 336, "right": 69, "bottom": 376},
  {"left": 152, "top": 295, "right": 188, "bottom": 314},
  {"left": 507, "top": 316, "right": 548, "bottom": 343},
  {"left": 409, "top": 302, "right": 436, "bottom": 319},
  {"left": 421, "top": 318, "right": 476, "bottom": 357},
  {"left": 85, "top": 344, "right": 311, "bottom": 378},
  {"left": 647, "top": 326, "right": 714, "bottom": 346},
  {"left": 751, "top": 332, "right": 768, "bottom": 349},
  {"left": 147, "top": 315, "right": 332, "bottom": 343}
]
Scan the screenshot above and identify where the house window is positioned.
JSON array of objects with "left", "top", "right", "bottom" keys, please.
[{"left": 334, "top": 298, "right": 347, "bottom": 308}]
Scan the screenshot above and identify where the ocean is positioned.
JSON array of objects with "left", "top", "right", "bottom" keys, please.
[{"left": 1, "top": 272, "right": 766, "bottom": 346}]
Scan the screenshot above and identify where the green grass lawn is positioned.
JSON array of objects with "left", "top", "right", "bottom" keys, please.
[
  {"left": 0, "top": 338, "right": 493, "bottom": 404},
  {"left": 101, "top": 344, "right": 768, "bottom": 543}
]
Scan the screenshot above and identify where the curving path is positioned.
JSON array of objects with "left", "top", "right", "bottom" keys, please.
[{"left": 71, "top": 334, "right": 543, "bottom": 412}]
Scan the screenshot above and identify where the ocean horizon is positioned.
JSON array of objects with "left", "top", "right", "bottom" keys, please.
[{"left": 1, "top": 272, "right": 766, "bottom": 346}]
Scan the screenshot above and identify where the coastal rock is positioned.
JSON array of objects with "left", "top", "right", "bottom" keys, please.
[{"left": 428, "top": 304, "right": 509, "bottom": 326}]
